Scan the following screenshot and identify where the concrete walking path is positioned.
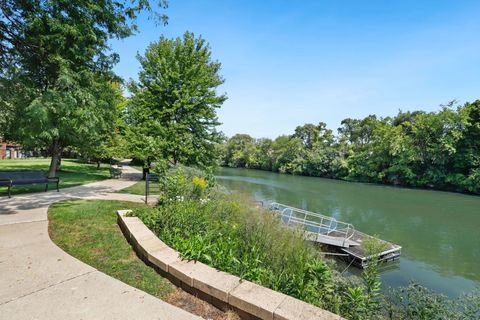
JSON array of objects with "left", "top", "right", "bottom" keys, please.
[{"left": 0, "top": 164, "right": 200, "bottom": 320}]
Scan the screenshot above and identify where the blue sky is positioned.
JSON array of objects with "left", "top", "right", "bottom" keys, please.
[{"left": 111, "top": 0, "right": 480, "bottom": 138}]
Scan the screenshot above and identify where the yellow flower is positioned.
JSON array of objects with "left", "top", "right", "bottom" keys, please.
[{"left": 192, "top": 176, "right": 208, "bottom": 189}]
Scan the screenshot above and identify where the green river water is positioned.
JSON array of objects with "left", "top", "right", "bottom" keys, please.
[{"left": 216, "top": 167, "right": 480, "bottom": 297}]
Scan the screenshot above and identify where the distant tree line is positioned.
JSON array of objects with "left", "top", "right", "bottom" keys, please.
[{"left": 219, "top": 101, "right": 480, "bottom": 194}]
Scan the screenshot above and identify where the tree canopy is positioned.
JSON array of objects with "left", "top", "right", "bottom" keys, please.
[
  {"left": 221, "top": 101, "right": 480, "bottom": 194},
  {"left": 0, "top": 0, "right": 167, "bottom": 175},
  {"left": 127, "top": 31, "right": 227, "bottom": 167}
]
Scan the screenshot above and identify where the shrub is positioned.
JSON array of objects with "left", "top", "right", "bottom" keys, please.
[
  {"left": 155, "top": 165, "right": 216, "bottom": 204},
  {"left": 385, "top": 283, "right": 480, "bottom": 320}
]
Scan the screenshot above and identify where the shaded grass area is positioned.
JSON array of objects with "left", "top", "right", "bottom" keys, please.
[
  {"left": 48, "top": 199, "right": 174, "bottom": 299},
  {"left": 0, "top": 158, "right": 110, "bottom": 196}
]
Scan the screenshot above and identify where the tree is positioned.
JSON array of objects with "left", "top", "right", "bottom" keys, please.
[
  {"left": 0, "top": 77, "right": 14, "bottom": 138},
  {"left": 445, "top": 101, "right": 480, "bottom": 192},
  {"left": 408, "top": 104, "right": 465, "bottom": 187},
  {"left": 219, "top": 101, "right": 480, "bottom": 194},
  {"left": 128, "top": 32, "right": 227, "bottom": 167},
  {"left": 0, "top": 0, "right": 167, "bottom": 176},
  {"left": 272, "top": 135, "right": 304, "bottom": 174},
  {"left": 255, "top": 138, "right": 275, "bottom": 170},
  {"left": 77, "top": 82, "right": 129, "bottom": 168},
  {"left": 222, "top": 134, "right": 256, "bottom": 167},
  {"left": 293, "top": 123, "right": 321, "bottom": 149}
]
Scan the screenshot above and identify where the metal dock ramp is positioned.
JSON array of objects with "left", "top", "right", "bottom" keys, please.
[{"left": 267, "top": 202, "right": 401, "bottom": 268}]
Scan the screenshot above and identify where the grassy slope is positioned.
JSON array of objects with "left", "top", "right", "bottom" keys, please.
[
  {"left": 48, "top": 200, "right": 174, "bottom": 299},
  {"left": 0, "top": 158, "right": 110, "bottom": 196}
]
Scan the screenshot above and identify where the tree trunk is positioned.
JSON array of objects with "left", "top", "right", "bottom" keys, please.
[
  {"left": 48, "top": 142, "right": 62, "bottom": 177},
  {"left": 97, "top": 160, "right": 101, "bottom": 169}
]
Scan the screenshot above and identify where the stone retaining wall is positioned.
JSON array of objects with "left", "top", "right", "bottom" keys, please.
[{"left": 117, "top": 210, "right": 343, "bottom": 320}]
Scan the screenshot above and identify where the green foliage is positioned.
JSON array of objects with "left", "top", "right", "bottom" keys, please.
[
  {"left": 0, "top": 0, "right": 166, "bottom": 175},
  {"left": 132, "top": 166, "right": 480, "bottom": 319},
  {"left": 363, "top": 237, "right": 388, "bottom": 319},
  {"left": 126, "top": 32, "right": 226, "bottom": 167},
  {"left": 336, "top": 237, "right": 387, "bottom": 320},
  {"left": 76, "top": 82, "right": 129, "bottom": 163},
  {"left": 155, "top": 165, "right": 216, "bottom": 204},
  {"left": 221, "top": 101, "right": 480, "bottom": 194},
  {"left": 133, "top": 166, "right": 377, "bottom": 317},
  {"left": 48, "top": 200, "right": 174, "bottom": 300},
  {"left": 385, "top": 283, "right": 480, "bottom": 320}
]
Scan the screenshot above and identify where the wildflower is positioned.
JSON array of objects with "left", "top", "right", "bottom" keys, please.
[{"left": 192, "top": 176, "right": 208, "bottom": 189}]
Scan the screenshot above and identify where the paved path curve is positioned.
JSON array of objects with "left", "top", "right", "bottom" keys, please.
[{"left": 0, "top": 164, "right": 200, "bottom": 320}]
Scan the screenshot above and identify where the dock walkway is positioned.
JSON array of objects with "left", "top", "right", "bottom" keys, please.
[{"left": 267, "top": 202, "right": 401, "bottom": 268}]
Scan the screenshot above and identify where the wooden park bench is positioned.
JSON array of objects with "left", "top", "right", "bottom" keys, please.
[
  {"left": 0, "top": 170, "right": 60, "bottom": 198},
  {"left": 109, "top": 166, "right": 122, "bottom": 179}
]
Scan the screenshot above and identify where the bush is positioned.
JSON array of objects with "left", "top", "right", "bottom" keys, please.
[
  {"left": 155, "top": 165, "right": 216, "bottom": 204},
  {"left": 385, "top": 283, "right": 480, "bottom": 320}
]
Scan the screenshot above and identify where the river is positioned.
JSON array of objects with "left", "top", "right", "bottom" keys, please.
[{"left": 215, "top": 167, "right": 480, "bottom": 297}]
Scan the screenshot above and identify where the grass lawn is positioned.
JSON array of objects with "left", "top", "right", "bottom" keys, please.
[
  {"left": 118, "top": 179, "right": 161, "bottom": 196},
  {"left": 48, "top": 199, "right": 234, "bottom": 320},
  {"left": 118, "top": 180, "right": 147, "bottom": 195},
  {"left": 48, "top": 200, "right": 174, "bottom": 299},
  {"left": 0, "top": 158, "right": 110, "bottom": 196}
]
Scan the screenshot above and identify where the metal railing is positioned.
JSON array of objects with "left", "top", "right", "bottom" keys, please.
[
  {"left": 268, "top": 202, "right": 355, "bottom": 247},
  {"left": 145, "top": 173, "right": 160, "bottom": 203}
]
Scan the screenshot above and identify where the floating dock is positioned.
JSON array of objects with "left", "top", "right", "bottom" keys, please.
[{"left": 267, "top": 202, "right": 401, "bottom": 268}]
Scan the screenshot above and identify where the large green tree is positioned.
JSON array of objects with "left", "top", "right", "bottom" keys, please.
[
  {"left": 0, "top": 0, "right": 167, "bottom": 176},
  {"left": 127, "top": 31, "right": 227, "bottom": 167},
  {"left": 77, "top": 82, "right": 129, "bottom": 168}
]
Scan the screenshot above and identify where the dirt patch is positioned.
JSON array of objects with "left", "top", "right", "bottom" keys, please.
[{"left": 166, "top": 288, "right": 240, "bottom": 320}]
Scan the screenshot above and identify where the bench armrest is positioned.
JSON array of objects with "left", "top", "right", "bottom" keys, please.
[{"left": 47, "top": 177, "right": 60, "bottom": 182}]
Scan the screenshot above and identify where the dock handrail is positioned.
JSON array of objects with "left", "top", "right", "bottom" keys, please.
[{"left": 268, "top": 202, "right": 355, "bottom": 247}]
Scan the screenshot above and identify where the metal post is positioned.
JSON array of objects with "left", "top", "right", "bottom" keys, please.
[{"left": 145, "top": 173, "right": 149, "bottom": 204}]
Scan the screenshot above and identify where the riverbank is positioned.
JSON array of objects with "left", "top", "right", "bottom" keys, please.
[
  {"left": 129, "top": 165, "right": 479, "bottom": 319},
  {"left": 216, "top": 167, "right": 480, "bottom": 298}
]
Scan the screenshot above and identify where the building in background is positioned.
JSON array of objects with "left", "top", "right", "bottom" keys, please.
[{"left": 0, "top": 141, "right": 24, "bottom": 160}]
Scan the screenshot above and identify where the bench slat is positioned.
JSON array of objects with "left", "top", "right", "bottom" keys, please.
[{"left": 0, "top": 170, "right": 60, "bottom": 198}]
